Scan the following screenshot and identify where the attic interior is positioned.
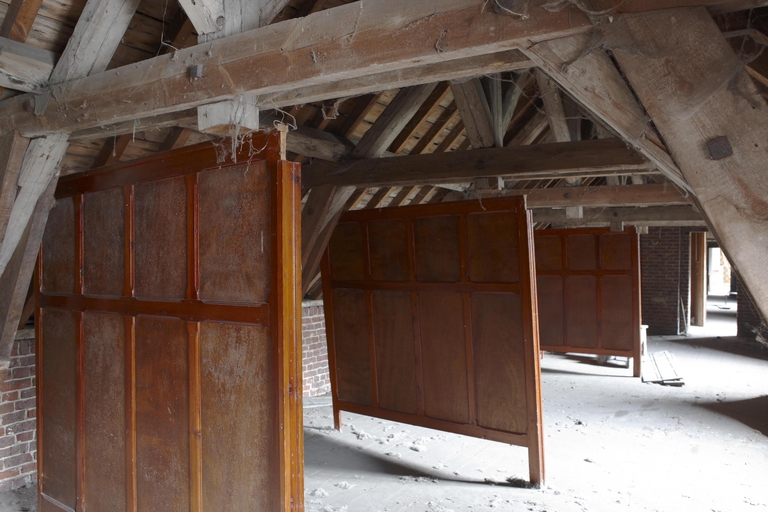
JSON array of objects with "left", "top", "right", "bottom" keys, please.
[{"left": 0, "top": 0, "right": 766, "bottom": 511}]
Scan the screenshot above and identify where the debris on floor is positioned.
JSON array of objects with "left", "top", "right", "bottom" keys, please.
[{"left": 643, "top": 350, "right": 685, "bottom": 386}]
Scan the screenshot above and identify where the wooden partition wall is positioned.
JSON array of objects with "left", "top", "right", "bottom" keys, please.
[
  {"left": 534, "top": 227, "right": 642, "bottom": 377},
  {"left": 36, "top": 131, "right": 303, "bottom": 512},
  {"left": 321, "top": 197, "right": 544, "bottom": 484}
]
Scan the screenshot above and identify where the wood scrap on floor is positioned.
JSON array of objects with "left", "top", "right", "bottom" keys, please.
[{"left": 643, "top": 351, "right": 684, "bottom": 386}]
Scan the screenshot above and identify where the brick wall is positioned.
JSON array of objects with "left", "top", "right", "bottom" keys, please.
[
  {"left": 0, "top": 331, "right": 36, "bottom": 492},
  {"left": 302, "top": 300, "right": 331, "bottom": 397},
  {"left": 736, "top": 280, "right": 768, "bottom": 345}
]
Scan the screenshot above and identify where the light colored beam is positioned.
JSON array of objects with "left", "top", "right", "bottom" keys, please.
[{"left": 533, "top": 205, "right": 704, "bottom": 226}]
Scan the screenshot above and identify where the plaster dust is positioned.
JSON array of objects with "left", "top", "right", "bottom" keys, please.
[{"left": 2, "top": 336, "right": 767, "bottom": 511}]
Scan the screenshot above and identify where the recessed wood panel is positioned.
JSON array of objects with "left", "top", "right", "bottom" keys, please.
[
  {"left": 368, "top": 219, "right": 409, "bottom": 281},
  {"left": 371, "top": 291, "right": 417, "bottom": 414},
  {"left": 566, "top": 234, "right": 597, "bottom": 270},
  {"left": 600, "top": 233, "right": 632, "bottom": 270},
  {"left": 565, "top": 275, "right": 598, "bottom": 348},
  {"left": 472, "top": 292, "right": 527, "bottom": 434},
  {"left": 42, "top": 197, "right": 76, "bottom": 294},
  {"left": 418, "top": 291, "right": 469, "bottom": 423},
  {"left": 537, "top": 275, "right": 564, "bottom": 347},
  {"left": 41, "top": 309, "right": 77, "bottom": 510},
  {"left": 414, "top": 215, "right": 460, "bottom": 282},
  {"left": 134, "top": 177, "right": 187, "bottom": 299},
  {"left": 467, "top": 211, "right": 519, "bottom": 283},
  {"left": 83, "top": 312, "right": 126, "bottom": 512},
  {"left": 329, "top": 222, "right": 364, "bottom": 281},
  {"left": 135, "top": 316, "right": 190, "bottom": 512},
  {"left": 535, "top": 236, "right": 562, "bottom": 272},
  {"left": 199, "top": 162, "right": 270, "bottom": 303},
  {"left": 83, "top": 188, "right": 125, "bottom": 296},
  {"left": 601, "top": 275, "right": 634, "bottom": 351},
  {"left": 331, "top": 288, "right": 372, "bottom": 405},
  {"left": 201, "top": 322, "right": 276, "bottom": 512}
]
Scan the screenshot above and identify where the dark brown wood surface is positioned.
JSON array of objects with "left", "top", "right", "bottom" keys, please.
[
  {"left": 322, "top": 197, "right": 544, "bottom": 485},
  {"left": 534, "top": 227, "right": 642, "bottom": 377},
  {"left": 37, "top": 132, "right": 303, "bottom": 512}
]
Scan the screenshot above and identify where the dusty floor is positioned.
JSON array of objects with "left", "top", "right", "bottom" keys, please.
[{"left": 4, "top": 311, "right": 767, "bottom": 512}]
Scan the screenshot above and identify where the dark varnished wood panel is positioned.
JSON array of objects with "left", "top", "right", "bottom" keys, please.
[
  {"left": 413, "top": 215, "right": 460, "bottom": 282},
  {"left": 83, "top": 188, "right": 125, "bottom": 296},
  {"left": 135, "top": 316, "right": 189, "bottom": 512},
  {"left": 418, "top": 291, "right": 469, "bottom": 423},
  {"left": 199, "top": 162, "right": 270, "bottom": 303},
  {"left": 41, "top": 309, "right": 77, "bottom": 509},
  {"left": 534, "top": 236, "right": 562, "bottom": 272},
  {"left": 371, "top": 291, "right": 418, "bottom": 414},
  {"left": 471, "top": 292, "right": 527, "bottom": 434},
  {"left": 601, "top": 275, "right": 634, "bottom": 351},
  {"left": 368, "top": 220, "right": 409, "bottom": 282},
  {"left": 134, "top": 177, "right": 187, "bottom": 300},
  {"left": 200, "top": 322, "right": 276, "bottom": 512},
  {"left": 536, "top": 275, "right": 564, "bottom": 347},
  {"left": 565, "top": 275, "right": 598, "bottom": 348},
  {"left": 331, "top": 288, "right": 372, "bottom": 405},
  {"left": 566, "top": 234, "right": 597, "bottom": 271},
  {"left": 329, "top": 222, "right": 364, "bottom": 281},
  {"left": 466, "top": 211, "right": 519, "bottom": 283},
  {"left": 42, "top": 197, "right": 76, "bottom": 294},
  {"left": 83, "top": 312, "right": 126, "bottom": 512},
  {"left": 600, "top": 233, "right": 632, "bottom": 270}
]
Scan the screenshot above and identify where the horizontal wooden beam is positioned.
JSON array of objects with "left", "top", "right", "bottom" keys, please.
[
  {"left": 533, "top": 205, "right": 704, "bottom": 226},
  {"left": 0, "top": 36, "right": 55, "bottom": 92},
  {"left": 0, "top": 0, "right": 594, "bottom": 137},
  {"left": 303, "top": 138, "right": 654, "bottom": 189},
  {"left": 444, "top": 183, "right": 688, "bottom": 208}
]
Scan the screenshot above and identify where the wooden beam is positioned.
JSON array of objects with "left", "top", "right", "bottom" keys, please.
[
  {"left": 501, "top": 71, "right": 530, "bottom": 138},
  {"left": 523, "top": 33, "right": 689, "bottom": 191},
  {"left": 389, "top": 82, "right": 450, "bottom": 154},
  {"left": 352, "top": 84, "right": 438, "bottom": 158},
  {"left": 444, "top": 183, "right": 688, "bottom": 208},
  {"left": 0, "top": 176, "right": 55, "bottom": 371},
  {"left": 363, "top": 187, "right": 392, "bottom": 209},
  {"left": 93, "top": 133, "right": 132, "bottom": 168},
  {"left": 48, "top": 0, "right": 142, "bottom": 85},
  {"left": 389, "top": 186, "right": 416, "bottom": 207},
  {"left": 0, "top": 36, "right": 55, "bottom": 92},
  {"left": 0, "top": 1, "right": 593, "bottom": 137},
  {"left": 596, "top": 8, "right": 768, "bottom": 322},
  {"left": 536, "top": 69, "right": 571, "bottom": 144},
  {"left": 337, "top": 93, "right": 382, "bottom": 140},
  {"left": 160, "top": 127, "right": 193, "bottom": 152},
  {"left": 451, "top": 78, "right": 494, "bottom": 149},
  {"left": 0, "top": 134, "right": 68, "bottom": 277},
  {"left": 409, "top": 102, "right": 460, "bottom": 155},
  {"left": 258, "top": 49, "right": 533, "bottom": 110},
  {"left": 301, "top": 185, "right": 336, "bottom": 268},
  {"left": 0, "top": 0, "right": 44, "bottom": 42},
  {"left": 409, "top": 186, "right": 434, "bottom": 205},
  {"left": 180, "top": 0, "right": 292, "bottom": 40},
  {"left": 507, "top": 111, "right": 549, "bottom": 147},
  {"left": 0, "top": 133, "right": 28, "bottom": 250},
  {"left": 533, "top": 205, "right": 704, "bottom": 226},
  {"left": 304, "top": 138, "right": 654, "bottom": 189},
  {"left": 197, "top": 95, "right": 260, "bottom": 136}
]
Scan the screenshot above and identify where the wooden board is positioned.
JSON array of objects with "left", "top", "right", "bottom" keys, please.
[
  {"left": 37, "top": 131, "right": 303, "bottom": 512},
  {"left": 534, "top": 227, "right": 642, "bottom": 377},
  {"left": 322, "top": 197, "right": 544, "bottom": 485}
]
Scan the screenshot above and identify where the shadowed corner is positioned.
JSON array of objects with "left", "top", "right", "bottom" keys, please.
[{"left": 697, "top": 395, "right": 768, "bottom": 438}]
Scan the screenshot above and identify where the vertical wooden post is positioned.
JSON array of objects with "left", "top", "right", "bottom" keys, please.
[
  {"left": 690, "top": 232, "right": 707, "bottom": 328},
  {"left": 518, "top": 207, "right": 544, "bottom": 487},
  {"left": 631, "top": 229, "right": 642, "bottom": 378},
  {"left": 320, "top": 252, "right": 342, "bottom": 431},
  {"left": 187, "top": 321, "right": 202, "bottom": 512},
  {"left": 74, "top": 194, "right": 85, "bottom": 512},
  {"left": 274, "top": 159, "right": 303, "bottom": 512}
]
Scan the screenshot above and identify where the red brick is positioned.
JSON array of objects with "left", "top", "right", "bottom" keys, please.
[
  {"left": 1, "top": 411, "right": 24, "bottom": 426},
  {"left": 14, "top": 398, "right": 35, "bottom": 411},
  {"left": 8, "top": 420, "right": 35, "bottom": 434},
  {"left": 20, "top": 388, "right": 35, "bottom": 399},
  {"left": 16, "top": 432, "right": 33, "bottom": 442},
  {"left": 3, "top": 453, "right": 32, "bottom": 469},
  {"left": 0, "top": 467, "right": 20, "bottom": 479},
  {"left": 10, "top": 368, "right": 31, "bottom": 380},
  {"left": 0, "top": 379, "right": 31, "bottom": 393},
  {"left": 1, "top": 392, "right": 18, "bottom": 402},
  {"left": 18, "top": 462, "right": 36, "bottom": 474}
]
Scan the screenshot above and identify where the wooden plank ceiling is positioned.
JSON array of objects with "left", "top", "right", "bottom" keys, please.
[{"left": 0, "top": 0, "right": 765, "bottom": 308}]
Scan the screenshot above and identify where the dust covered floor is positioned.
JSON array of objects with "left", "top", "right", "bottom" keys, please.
[
  {"left": 1, "top": 336, "right": 766, "bottom": 512},
  {"left": 303, "top": 336, "right": 768, "bottom": 512}
]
